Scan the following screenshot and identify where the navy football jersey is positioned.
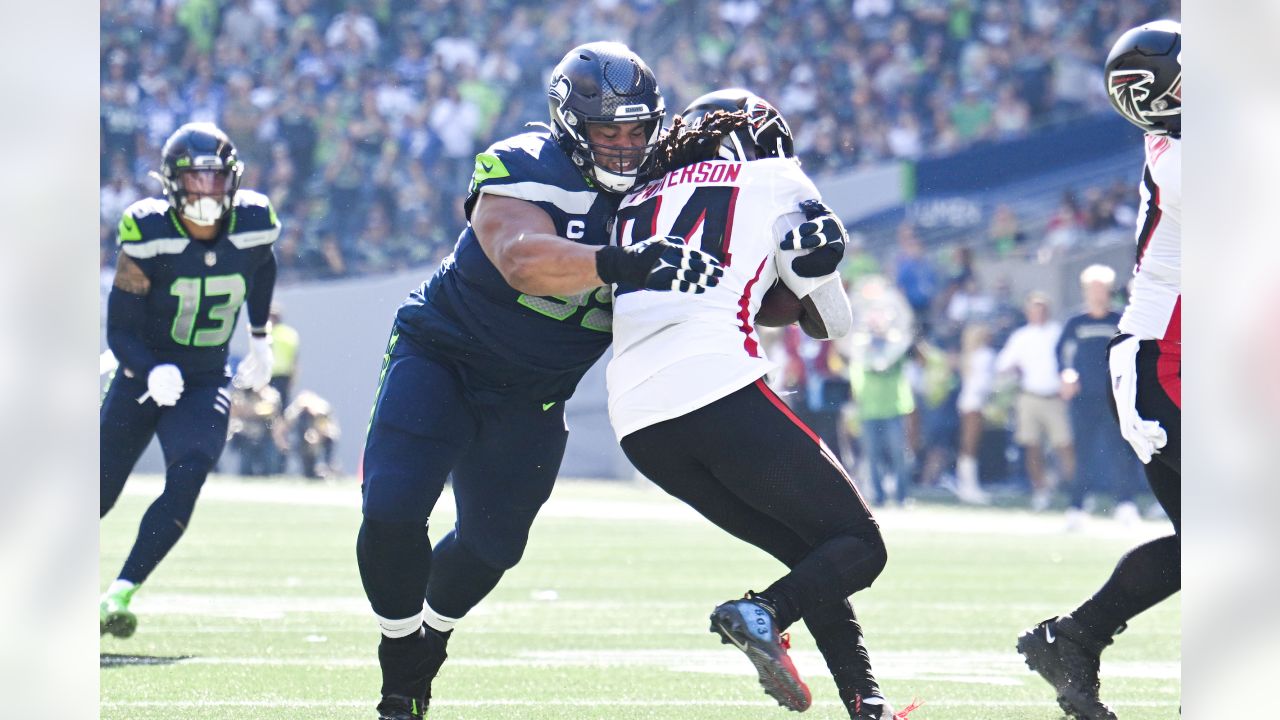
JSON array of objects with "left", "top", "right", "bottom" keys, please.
[
  {"left": 396, "top": 132, "right": 619, "bottom": 401},
  {"left": 115, "top": 191, "right": 279, "bottom": 381},
  {"left": 1057, "top": 310, "right": 1122, "bottom": 398}
]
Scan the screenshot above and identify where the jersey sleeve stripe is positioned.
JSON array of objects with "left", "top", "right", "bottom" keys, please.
[
  {"left": 119, "top": 238, "right": 190, "bottom": 259},
  {"left": 1135, "top": 166, "right": 1162, "bottom": 269},
  {"left": 227, "top": 228, "right": 280, "bottom": 249},
  {"left": 480, "top": 182, "right": 596, "bottom": 215}
]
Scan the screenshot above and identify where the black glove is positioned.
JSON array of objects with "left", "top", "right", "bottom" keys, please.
[
  {"left": 596, "top": 236, "right": 724, "bottom": 293},
  {"left": 781, "top": 199, "right": 848, "bottom": 278}
]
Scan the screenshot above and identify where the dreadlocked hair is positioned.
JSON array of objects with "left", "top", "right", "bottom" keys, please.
[{"left": 649, "top": 110, "right": 753, "bottom": 177}]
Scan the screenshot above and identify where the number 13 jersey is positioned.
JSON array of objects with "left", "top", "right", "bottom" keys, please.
[
  {"left": 608, "top": 157, "right": 822, "bottom": 439},
  {"left": 115, "top": 191, "right": 279, "bottom": 382}
]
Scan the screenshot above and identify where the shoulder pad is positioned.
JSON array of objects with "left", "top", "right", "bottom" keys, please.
[
  {"left": 468, "top": 132, "right": 596, "bottom": 215},
  {"left": 228, "top": 189, "right": 280, "bottom": 249},
  {"left": 118, "top": 197, "right": 189, "bottom": 259}
]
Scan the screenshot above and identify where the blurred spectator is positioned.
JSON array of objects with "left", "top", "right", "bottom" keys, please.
[
  {"left": 99, "top": 0, "right": 1179, "bottom": 282},
  {"left": 269, "top": 304, "right": 301, "bottom": 410},
  {"left": 1056, "top": 265, "right": 1145, "bottom": 528},
  {"left": 849, "top": 316, "right": 915, "bottom": 507},
  {"left": 954, "top": 322, "right": 995, "bottom": 504},
  {"left": 892, "top": 223, "right": 939, "bottom": 332},
  {"left": 283, "top": 390, "right": 340, "bottom": 479},
  {"left": 988, "top": 203, "right": 1027, "bottom": 257},
  {"left": 995, "top": 292, "right": 1073, "bottom": 511},
  {"left": 228, "top": 385, "right": 286, "bottom": 477},
  {"left": 781, "top": 326, "right": 849, "bottom": 462}
]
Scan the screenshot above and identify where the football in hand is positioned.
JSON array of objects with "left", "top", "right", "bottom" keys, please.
[{"left": 755, "top": 281, "right": 803, "bottom": 327}]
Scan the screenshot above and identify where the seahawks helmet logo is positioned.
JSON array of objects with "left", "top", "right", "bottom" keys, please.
[
  {"left": 1109, "top": 69, "right": 1157, "bottom": 128},
  {"left": 549, "top": 74, "right": 571, "bottom": 107}
]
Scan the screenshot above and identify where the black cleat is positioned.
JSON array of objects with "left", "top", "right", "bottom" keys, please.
[
  {"left": 376, "top": 694, "right": 424, "bottom": 719},
  {"left": 1017, "top": 616, "right": 1117, "bottom": 720},
  {"left": 376, "top": 626, "right": 450, "bottom": 718},
  {"left": 710, "top": 598, "right": 811, "bottom": 711}
]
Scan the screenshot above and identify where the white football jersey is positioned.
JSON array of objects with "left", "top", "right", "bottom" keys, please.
[
  {"left": 607, "top": 157, "right": 830, "bottom": 440},
  {"left": 1119, "top": 134, "right": 1181, "bottom": 346}
]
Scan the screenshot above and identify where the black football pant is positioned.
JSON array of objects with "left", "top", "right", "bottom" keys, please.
[
  {"left": 621, "top": 378, "right": 888, "bottom": 699},
  {"left": 100, "top": 371, "right": 230, "bottom": 584},
  {"left": 1073, "top": 340, "right": 1181, "bottom": 641}
]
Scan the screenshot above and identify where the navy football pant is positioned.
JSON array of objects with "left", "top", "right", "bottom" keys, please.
[
  {"left": 621, "top": 378, "right": 888, "bottom": 699},
  {"left": 1073, "top": 340, "right": 1181, "bottom": 640},
  {"left": 100, "top": 372, "right": 230, "bottom": 584},
  {"left": 358, "top": 344, "right": 566, "bottom": 624}
]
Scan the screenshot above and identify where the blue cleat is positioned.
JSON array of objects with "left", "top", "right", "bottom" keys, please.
[{"left": 710, "top": 597, "right": 812, "bottom": 711}]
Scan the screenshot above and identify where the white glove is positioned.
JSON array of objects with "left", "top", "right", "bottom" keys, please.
[
  {"left": 233, "top": 335, "right": 273, "bottom": 392},
  {"left": 1109, "top": 335, "right": 1167, "bottom": 464},
  {"left": 146, "top": 364, "right": 185, "bottom": 407}
]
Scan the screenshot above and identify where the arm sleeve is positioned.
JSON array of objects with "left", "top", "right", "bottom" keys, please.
[
  {"left": 106, "top": 287, "right": 159, "bottom": 375},
  {"left": 246, "top": 251, "right": 277, "bottom": 334}
]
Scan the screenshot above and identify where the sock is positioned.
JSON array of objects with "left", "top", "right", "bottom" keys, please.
[
  {"left": 805, "top": 600, "right": 880, "bottom": 705},
  {"left": 759, "top": 533, "right": 888, "bottom": 631},
  {"left": 1071, "top": 533, "right": 1180, "bottom": 641},
  {"left": 376, "top": 611, "right": 424, "bottom": 640},
  {"left": 423, "top": 603, "right": 460, "bottom": 634},
  {"left": 105, "top": 578, "right": 136, "bottom": 599}
]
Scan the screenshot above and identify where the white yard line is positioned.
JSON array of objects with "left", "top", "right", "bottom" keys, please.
[
  {"left": 102, "top": 698, "right": 1176, "bottom": 709},
  {"left": 101, "top": 650, "right": 1179, "bottom": 685}
]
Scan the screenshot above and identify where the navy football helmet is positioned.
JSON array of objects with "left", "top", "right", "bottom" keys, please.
[
  {"left": 547, "top": 42, "right": 665, "bottom": 193},
  {"left": 153, "top": 122, "right": 243, "bottom": 226},
  {"left": 1104, "top": 20, "right": 1181, "bottom": 137},
  {"left": 681, "top": 89, "right": 795, "bottom": 161}
]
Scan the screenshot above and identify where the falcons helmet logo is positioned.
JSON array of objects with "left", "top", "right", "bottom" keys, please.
[
  {"left": 745, "top": 97, "right": 791, "bottom": 146},
  {"left": 1108, "top": 69, "right": 1157, "bottom": 128}
]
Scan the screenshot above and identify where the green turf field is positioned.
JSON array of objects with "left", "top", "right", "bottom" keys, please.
[{"left": 99, "top": 476, "right": 1179, "bottom": 719}]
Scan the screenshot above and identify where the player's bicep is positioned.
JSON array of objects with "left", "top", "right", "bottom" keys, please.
[
  {"left": 112, "top": 252, "right": 151, "bottom": 295},
  {"left": 471, "top": 192, "right": 558, "bottom": 269}
]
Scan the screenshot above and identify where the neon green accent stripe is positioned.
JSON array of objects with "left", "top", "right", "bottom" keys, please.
[
  {"left": 472, "top": 152, "right": 510, "bottom": 186},
  {"left": 175, "top": 157, "right": 191, "bottom": 167},
  {"left": 268, "top": 202, "right": 279, "bottom": 228},
  {"left": 168, "top": 209, "right": 190, "bottom": 238},
  {"left": 117, "top": 214, "right": 142, "bottom": 242},
  {"left": 227, "top": 207, "right": 238, "bottom": 235},
  {"left": 366, "top": 329, "right": 400, "bottom": 437}
]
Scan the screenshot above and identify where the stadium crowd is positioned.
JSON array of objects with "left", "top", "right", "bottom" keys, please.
[{"left": 100, "top": 0, "right": 1176, "bottom": 282}]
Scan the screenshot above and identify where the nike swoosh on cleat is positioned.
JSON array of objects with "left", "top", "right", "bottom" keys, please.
[
  {"left": 1045, "top": 626, "right": 1056, "bottom": 644},
  {"left": 715, "top": 619, "right": 750, "bottom": 652},
  {"left": 542, "top": 401, "right": 556, "bottom": 411}
]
